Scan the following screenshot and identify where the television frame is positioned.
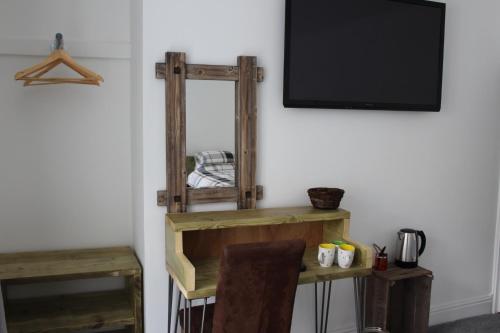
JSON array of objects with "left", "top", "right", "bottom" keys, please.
[{"left": 283, "top": 0, "right": 446, "bottom": 112}]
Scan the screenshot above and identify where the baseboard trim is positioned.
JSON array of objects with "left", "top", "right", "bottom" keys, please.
[
  {"left": 324, "top": 294, "right": 493, "bottom": 333},
  {"left": 429, "top": 294, "right": 493, "bottom": 326},
  {"left": 327, "top": 324, "right": 357, "bottom": 333},
  {"left": 0, "top": 38, "right": 131, "bottom": 59}
]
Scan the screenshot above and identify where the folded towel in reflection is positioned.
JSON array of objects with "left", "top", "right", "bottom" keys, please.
[
  {"left": 188, "top": 163, "right": 235, "bottom": 188},
  {"left": 194, "top": 151, "right": 234, "bottom": 166}
]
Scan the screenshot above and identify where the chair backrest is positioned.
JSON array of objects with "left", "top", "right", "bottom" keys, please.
[{"left": 212, "top": 239, "right": 306, "bottom": 333}]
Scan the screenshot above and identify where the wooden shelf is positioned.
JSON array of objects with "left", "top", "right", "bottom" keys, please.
[
  {"left": 182, "top": 247, "right": 371, "bottom": 299},
  {"left": 167, "top": 206, "right": 351, "bottom": 231},
  {"left": 0, "top": 247, "right": 141, "bottom": 281},
  {"left": 6, "top": 290, "right": 135, "bottom": 333}
]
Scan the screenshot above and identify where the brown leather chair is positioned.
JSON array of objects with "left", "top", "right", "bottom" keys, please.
[{"left": 179, "top": 239, "right": 306, "bottom": 333}]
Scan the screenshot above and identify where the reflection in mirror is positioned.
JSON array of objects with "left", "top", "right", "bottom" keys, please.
[{"left": 186, "top": 80, "right": 235, "bottom": 189}]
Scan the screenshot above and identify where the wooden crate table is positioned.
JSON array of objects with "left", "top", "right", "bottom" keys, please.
[
  {"left": 165, "top": 206, "right": 372, "bottom": 333},
  {"left": 365, "top": 266, "right": 433, "bottom": 333},
  {"left": 0, "top": 247, "right": 142, "bottom": 333}
]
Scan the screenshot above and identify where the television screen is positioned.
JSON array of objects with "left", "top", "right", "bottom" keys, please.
[{"left": 284, "top": 0, "right": 446, "bottom": 111}]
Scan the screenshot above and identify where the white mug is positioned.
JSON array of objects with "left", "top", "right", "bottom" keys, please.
[
  {"left": 318, "top": 243, "right": 336, "bottom": 268},
  {"left": 331, "top": 240, "right": 345, "bottom": 264},
  {"left": 338, "top": 244, "right": 356, "bottom": 269}
]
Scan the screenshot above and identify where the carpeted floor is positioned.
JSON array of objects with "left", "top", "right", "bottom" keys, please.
[{"left": 429, "top": 314, "right": 500, "bottom": 333}]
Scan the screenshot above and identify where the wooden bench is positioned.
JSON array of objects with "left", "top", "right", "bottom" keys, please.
[{"left": 0, "top": 246, "right": 142, "bottom": 333}]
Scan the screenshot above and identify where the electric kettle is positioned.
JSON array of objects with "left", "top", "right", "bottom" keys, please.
[{"left": 395, "top": 229, "right": 426, "bottom": 268}]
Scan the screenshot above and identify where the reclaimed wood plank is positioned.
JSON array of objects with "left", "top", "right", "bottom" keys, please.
[
  {"left": 365, "top": 276, "right": 390, "bottom": 330},
  {"left": 165, "top": 223, "right": 195, "bottom": 292},
  {"left": 413, "top": 276, "right": 432, "bottom": 333},
  {"left": 156, "top": 185, "right": 264, "bottom": 206},
  {"left": 372, "top": 266, "right": 433, "bottom": 282},
  {"left": 165, "top": 52, "right": 187, "bottom": 213},
  {"left": 155, "top": 63, "right": 264, "bottom": 82},
  {"left": 167, "top": 207, "right": 351, "bottom": 232},
  {"left": 183, "top": 222, "right": 324, "bottom": 260},
  {"left": 235, "top": 56, "right": 258, "bottom": 209},
  {"left": 0, "top": 247, "right": 140, "bottom": 281},
  {"left": 128, "top": 272, "right": 143, "bottom": 333}
]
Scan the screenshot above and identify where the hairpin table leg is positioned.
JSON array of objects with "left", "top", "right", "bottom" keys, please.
[
  {"left": 321, "top": 281, "right": 327, "bottom": 333},
  {"left": 188, "top": 300, "right": 192, "bottom": 333},
  {"left": 173, "top": 289, "right": 181, "bottom": 333},
  {"left": 353, "top": 277, "right": 366, "bottom": 333},
  {"left": 315, "top": 282, "right": 318, "bottom": 333},
  {"left": 200, "top": 297, "right": 207, "bottom": 333},
  {"left": 168, "top": 276, "right": 173, "bottom": 333},
  {"left": 315, "top": 281, "right": 335, "bottom": 333},
  {"left": 183, "top": 296, "right": 186, "bottom": 333},
  {"left": 323, "top": 281, "right": 333, "bottom": 333}
]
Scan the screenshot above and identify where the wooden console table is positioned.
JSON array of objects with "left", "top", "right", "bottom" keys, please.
[
  {"left": 0, "top": 247, "right": 143, "bottom": 333},
  {"left": 165, "top": 207, "right": 372, "bottom": 333}
]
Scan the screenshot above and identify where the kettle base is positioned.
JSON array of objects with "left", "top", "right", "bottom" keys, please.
[{"left": 395, "top": 260, "right": 418, "bottom": 269}]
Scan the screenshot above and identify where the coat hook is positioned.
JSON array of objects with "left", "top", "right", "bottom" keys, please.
[{"left": 52, "top": 33, "right": 64, "bottom": 51}]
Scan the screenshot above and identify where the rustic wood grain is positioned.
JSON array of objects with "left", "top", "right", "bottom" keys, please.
[
  {"left": 365, "top": 275, "right": 390, "bottom": 329},
  {"left": 6, "top": 290, "right": 134, "bottom": 333},
  {"left": 165, "top": 207, "right": 372, "bottom": 299},
  {"left": 165, "top": 221, "right": 195, "bottom": 292},
  {"left": 128, "top": 272, "right": 143, "bottom": 333},
  {"left": 183, "top": 222, "right": 324, "bottom": 260},
  {"left": 413, "top": 275, "right": 432, "bottom": 333},
  {"left": 235, "top": 56, "right": 258, "bottom": 209},
  {"left": 0, "top": 247, "right": 140, "bottom": 281},
  {"left": 0, "top": 247, "right": 142, "bottom": 333},
  {"left": 372, "top": 266, "right": 433, "bottom": 282},
  {"left": 157, "top": 185, "right": 264, "bottom": 206},
  {"left": 167, "top": 206, "right": 350, "bottom": 232},
  {"left": 159, "top": 53, "right": 263, "bottom": 208},
  {"left": 156, "top": 63, "right": 264, "bottom": 82},
  {"left": 165, "top": 52, "right": 187, "bottom": 213},
  {"left": 366, "top": 266, "right": 433, "bottom": 333}
]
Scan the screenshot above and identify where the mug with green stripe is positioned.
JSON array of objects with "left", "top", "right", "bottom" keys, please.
[{"left": 331, "top": 240, "right": 345, "bottom": 264}]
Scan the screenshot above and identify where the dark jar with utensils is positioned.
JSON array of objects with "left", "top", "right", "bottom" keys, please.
[{"left": 374, "top": 253, "right": 388, "bottom": 271}]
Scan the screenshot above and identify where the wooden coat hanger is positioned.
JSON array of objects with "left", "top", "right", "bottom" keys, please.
[{"left": 15, "top": 33, "right": 104, "bottom": 87}]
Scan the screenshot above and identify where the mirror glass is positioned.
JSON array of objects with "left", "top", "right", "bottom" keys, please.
[{"left": 186, "top": 80, "right": 235, "bottom": 189}]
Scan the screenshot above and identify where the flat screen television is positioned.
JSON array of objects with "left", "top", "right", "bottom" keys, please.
[{"left": 284, "top": 0, "right": 446, "bottom": 111}]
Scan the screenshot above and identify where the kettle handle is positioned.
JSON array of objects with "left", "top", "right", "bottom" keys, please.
[{"left": 418, "top": 230, "right": 426, "bottom": 256}]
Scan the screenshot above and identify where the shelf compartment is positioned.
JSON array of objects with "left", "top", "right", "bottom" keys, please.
[
  {"left": 188, "top": 246, "right": 371, "bottom": 299},
  {"left": 6, "top": 290, "right": 135, "bottom": 333}
]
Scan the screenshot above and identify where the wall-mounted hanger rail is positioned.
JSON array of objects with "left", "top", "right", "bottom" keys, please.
[{"left": 15, "top": 33, "right": 104, "bottom": 87}]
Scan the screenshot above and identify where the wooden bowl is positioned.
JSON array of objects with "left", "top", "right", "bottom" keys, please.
[{"left": 307, "top": 188, "right": 345, "bottom": 210}]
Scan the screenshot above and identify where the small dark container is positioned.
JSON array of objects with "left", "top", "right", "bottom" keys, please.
[
  {"left": 307, "top": 187, "right": 345, "bottom": 210},
  {"left": 375, "top": 253, "right": 388, "bottom": 271}
]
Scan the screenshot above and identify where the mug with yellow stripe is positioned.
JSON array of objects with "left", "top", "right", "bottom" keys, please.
[
  {"left": 338, "top": 244, "right": 356, "bottom": 269},
  {"left": 318, "top": 243, "right": 336, "bottom": 267}
]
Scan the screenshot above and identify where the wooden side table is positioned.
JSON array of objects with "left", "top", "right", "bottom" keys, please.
[
  {"left": 365, "top": 266, "right": 433, "bottom": 333},
  {"left": 0, "top": 247, "right": 143, "bottom": 333}
]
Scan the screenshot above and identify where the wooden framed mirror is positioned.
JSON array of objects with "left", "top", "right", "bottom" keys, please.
[{"left": 156, "top": 52, "right": 264, "bottom": 213}]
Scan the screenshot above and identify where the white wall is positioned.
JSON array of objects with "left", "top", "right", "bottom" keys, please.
[
  {"left": 0, "top": 0, "right": 133, "bottom": 252},
  {"left": 131, "top": 0, "right": 146, "bottom": 266},
  {"left": 138, "top": 0, "right": 500, "bottom": 331}
]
